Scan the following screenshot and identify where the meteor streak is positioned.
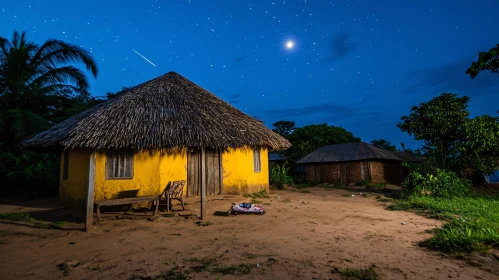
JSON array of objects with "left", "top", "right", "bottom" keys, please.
[{"left": 132, "top": 49, "right": 156, "bottom": 67}]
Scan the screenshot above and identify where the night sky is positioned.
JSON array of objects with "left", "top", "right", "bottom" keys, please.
[{"left": 2, "top": 0, "right": 499, "bottom": 149}]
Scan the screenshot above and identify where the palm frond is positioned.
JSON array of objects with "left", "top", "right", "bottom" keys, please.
[
  {"left": 28, "top": 66, "right": 89, "bottom": 92},
  {"left": 31, "top": 40, "right": 98, "bottom": 78},
  {"left": 35, "top": 83, "right": 87, "bottom": 98}
]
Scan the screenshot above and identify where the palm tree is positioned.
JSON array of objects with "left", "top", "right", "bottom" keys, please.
[{"left": 0, "top": 30, "right": 98, "bottom": 149}]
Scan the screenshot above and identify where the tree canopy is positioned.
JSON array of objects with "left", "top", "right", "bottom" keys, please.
[
  {"left": 272, "top": 120, "right": 296, "bottom": 138},
  {"left": 466, "top": 44, "right": 499, "bottom": 79},
  {"left": 0, "top": 30, "right": 99, "bottom": 197},
  {"left": 273, "top": 122, "right": 361, "bottom": 161},
  {"left": 398, "top": 92, "right": 499, "bottom": 175},
  {"left": 370, "top": 139, "right": 397, "bottom": 151},
  {"left": 0, "top": 30, "right": 99, "bottom": 151}
]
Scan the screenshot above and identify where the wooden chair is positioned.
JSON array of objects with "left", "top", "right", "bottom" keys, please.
[{"left": 159, "top": 180, "right": 186, "bottom": 212}]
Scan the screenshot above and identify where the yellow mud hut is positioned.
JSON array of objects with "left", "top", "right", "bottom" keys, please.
[{"left": 22, "top": 72, "right": 290, "bottom": 228}]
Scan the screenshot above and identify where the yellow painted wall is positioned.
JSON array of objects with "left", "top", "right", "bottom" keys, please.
[
  {"left": 61, "top": 146, "right": 268, "bottom": 206},
  {"left": 59, "top": 148, "right": 90, "bottom": 207},
  {"left": 222, "top": 147, "right": 269, "bottom": 194},
  {"left": 93, "top": 149, "right": 187, "bottom": 201}
]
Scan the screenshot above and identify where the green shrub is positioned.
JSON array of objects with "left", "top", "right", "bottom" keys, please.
[
  {"left": 402, "top": 169, "right": 471, "bottom": 198},
  {"left": 270, "top": 161, "right": 293, "bottom": 189}
]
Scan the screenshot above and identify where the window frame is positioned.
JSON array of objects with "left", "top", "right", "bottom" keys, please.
[
  {"left": 253, "top": 148, "right": 261, "bottom": 173},
  {"left": 62, "top": 150, "right": 69, "bottom": 180},
  {"left": 106, "top": 150, "right": 134, "bottom": 180}
]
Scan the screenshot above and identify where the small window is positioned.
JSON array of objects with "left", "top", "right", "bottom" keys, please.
[
  {"left": 106, "top": 151, "right": 134, "bottom": 179},
  {"left": 253, "top": 149, "right": 261, "bottom": 172},
  {"left": 62, "top": 150, "right": 69, "bottom": 180}
]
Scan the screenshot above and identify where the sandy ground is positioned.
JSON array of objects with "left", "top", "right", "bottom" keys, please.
[{"left": 0, "top": 187, "right": 498, "bottom": 280}]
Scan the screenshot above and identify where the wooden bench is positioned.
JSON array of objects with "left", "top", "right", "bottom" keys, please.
[{"left": 94, "top": 196, "right": 159, "bottom": 221}]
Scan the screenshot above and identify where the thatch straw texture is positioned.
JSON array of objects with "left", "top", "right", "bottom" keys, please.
[{"left": 22, "top": 72, "right": 291, "bottom": 150}]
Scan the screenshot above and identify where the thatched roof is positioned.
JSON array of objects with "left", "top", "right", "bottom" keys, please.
[
  {"left": 391, "top": 151, "right": 423, "bottom": 163},
  {"left": 22, "top": 72, "right": 291, "bottom": 151},
  {"left": 297, "top": 142, "right": 403, "bottom": 164}
]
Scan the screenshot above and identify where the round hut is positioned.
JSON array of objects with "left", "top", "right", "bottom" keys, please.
[{"left": 22, "top": 72, "right": 290, "bottom": 228}]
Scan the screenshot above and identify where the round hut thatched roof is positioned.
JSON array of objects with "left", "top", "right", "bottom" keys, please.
[{"left": 22, "top": 72, "right": 291, "bottom": 151}]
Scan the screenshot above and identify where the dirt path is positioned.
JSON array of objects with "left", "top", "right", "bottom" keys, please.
[{"left": 0, "top": 187, "right": 496, "bottom": 279}]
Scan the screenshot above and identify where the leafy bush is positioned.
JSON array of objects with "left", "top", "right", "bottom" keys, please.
[
  {"left": 401, "top": 169, "right": 471, "bottom": 198},
  {"left": 0, "top": 151, "right": 59, "bottom": 198},
  {"left": 270, "top": 162, "right": 293, "bottom": 189}
]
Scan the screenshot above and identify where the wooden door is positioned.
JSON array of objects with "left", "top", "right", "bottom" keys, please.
[
  {"left": 187, "top": 148, "right": 200, "bottom": 197},
  {"left": 205, "top": 150, "right": 222, "bottom": 195},
  {"left": 340, "top": 164, "right": 347, "bottom": 184},
  {"left": 187, "top": 148, "right": 222, "bottom": 196},
  {"left": 313, "top": 165, "right": 321, "bottom": 181}
]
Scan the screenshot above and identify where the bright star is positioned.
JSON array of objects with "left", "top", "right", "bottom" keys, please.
[{"left": 285, "top": 40, "right": 294, "bottom": 49}]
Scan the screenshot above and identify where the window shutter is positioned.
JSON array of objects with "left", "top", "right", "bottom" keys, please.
[
  {"left": 253, "top": 149, "right": 261, "bottom": 172},
  {"left": 106, "top": 151, "right": 134, "bottom": 179}
]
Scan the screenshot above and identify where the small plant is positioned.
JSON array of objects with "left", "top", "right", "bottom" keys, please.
[
  {"left": 282, "top": 198, "right": 291, "bottom": 203},
  {"left": 270, "top": 162, "right": 293, "bottom": 189},
  {"left": 0, "top": 212, "right": 32, "bottom": 222},
  {"left": 299, "top": 189, "right": 311, "bottom": 193},
  {"left": 251, "top": 199, "right": 262, "bottom": 204},
  {"left": 334, "top": 264, "right": 379, "bottom": 280}
]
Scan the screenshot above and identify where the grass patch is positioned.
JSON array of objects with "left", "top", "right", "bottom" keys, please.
[
  {"left": 243, "top": 190, "right": 270, "bottom": 199},
  {"left": 189, "top": 257, "right": 218, "bottom": 272},
  {"left": 263, "top": 202, "right": 272, "bottom": 206},
  {"left": 195, "top": 221, "right": 213, "bottom": 226},
  {"left": 0, "top": 212, "right": 33, "bottom": 222},
  {"left": 299, "top": 189, "right": 312, "bottom": 193},
  {"left": 366, "top": 183, "right": 385, "bottom": 190},
  {"left": 211, "top": 264, "right": 253, "bottom": 275},
  {"left": 50, "top": 221, "right": 68, "bottom": 229},
  {"left": 342, "top": 194, "right": 354, "bottom": 197},
  {"left": 388, "top": 194, "right": 499, "bottom": 253},
  {"left": 133, "top": 266, "right": 191, "bottom": 280},
  {"left": 251, "top": 199, "right": 262, "bottom": 204},
  {"left": 282, "top": 198, "right": 291, "bottom": 203},
  {"left": 334, "top": 264, "right": 379, "bottom": 280}
]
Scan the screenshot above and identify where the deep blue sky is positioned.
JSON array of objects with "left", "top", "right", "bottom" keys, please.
[{"left": 2, "top": 0, "right": 499, "bottom": 149}]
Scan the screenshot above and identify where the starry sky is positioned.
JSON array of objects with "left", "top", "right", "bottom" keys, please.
[{"left": 2, "top": 0, "right": 499, "bottom": 149}]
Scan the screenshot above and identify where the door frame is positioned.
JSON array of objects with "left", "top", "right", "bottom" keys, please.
[{"left": 187, "top": 148, "right": 223, "bottom": 196}]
